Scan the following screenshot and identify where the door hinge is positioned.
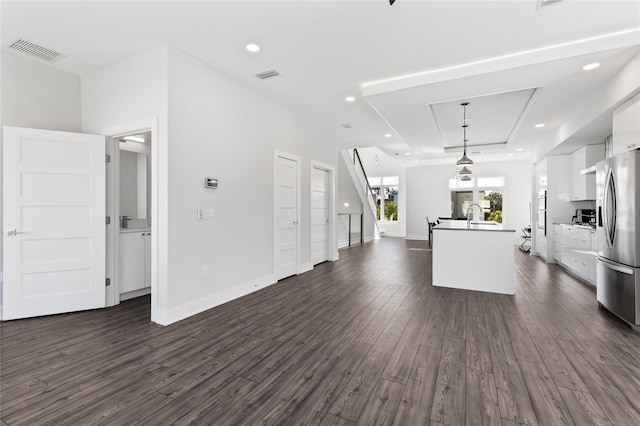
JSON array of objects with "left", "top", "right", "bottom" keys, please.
[
  {"left": 106, "top": 154, "right": 111, "bottom": 163},
  {"left": 106, "top": 216, "right": 111, "bottom": 225},
  {"left": 106, "top": 278, "right": 111, "bottom": 287}
]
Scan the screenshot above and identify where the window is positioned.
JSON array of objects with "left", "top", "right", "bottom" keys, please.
[
  {"left": 450, "top": 176, "right": 504, "bottom": 223},
  {"left": 479, "top": 190, "right": 503, "bottom": 223},
  {"left": 370, "top": 176, "right": 399, "bottom": 221}
]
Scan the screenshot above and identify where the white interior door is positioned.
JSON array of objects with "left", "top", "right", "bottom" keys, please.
[
  {"left": 311, "top": 166, "right": 329, "bottom": 265},
  {"left": 3, "top": 126, "right": 106, "bottom": 320},
  {"left": 275, "top": 154, "right": 299, "bottom": 280}
]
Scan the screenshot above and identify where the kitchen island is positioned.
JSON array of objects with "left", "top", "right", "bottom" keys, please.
[{"left": 432, "top": 221, "right": 516, "bottom": 295}]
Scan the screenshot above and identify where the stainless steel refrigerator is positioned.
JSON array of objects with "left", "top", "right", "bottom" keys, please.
[{"left": 596, "top": 149, "right": 640, "bottom": 329}]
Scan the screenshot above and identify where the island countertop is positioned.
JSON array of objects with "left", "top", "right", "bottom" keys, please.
[{"left": 433, "top": 221, "right": 515, "bottom": 232}]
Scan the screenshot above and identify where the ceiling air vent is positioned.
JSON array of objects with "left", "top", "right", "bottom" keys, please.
[
  {"left": 255, "top": 69, "right": 280, "bottom": 80},
  {"left": 7, "top": 38, "right": 66, "bottom": 64},
  {"left": 341, "top": 123, "right": 353, "bottom": 129},
  {"left": 538, "top": 0, "right": 563, "bottom": 7}
]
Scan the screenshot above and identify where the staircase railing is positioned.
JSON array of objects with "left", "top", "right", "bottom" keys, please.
[
  {"left": 353, "top": 149, "right": 378, "bottom": 211},
  {"left": 337, "top": 213, "right": 363, "bottom": 248}
]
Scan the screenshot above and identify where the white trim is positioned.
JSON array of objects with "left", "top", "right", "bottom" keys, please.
[
  {"left": 119, "top": 287, "right": 151, "bottom": 302},
  {"left": 310, "top": 160, "right": 338, "bottom": 263},
  {"left": 298, "top": 262, "right": 313, "bottom": 274},
  {"left": 273, "top": 150, "right": 302, "bottom": 279},
  {"left": 154, "top": 274, "right": 277, "bottom": 326},
  {"left": 101, "top": 118, "right": 161, "bottom": 323}
]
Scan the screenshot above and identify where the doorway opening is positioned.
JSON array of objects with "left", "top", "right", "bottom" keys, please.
[{"left": 104, "top": 120, "right": 158, "bottom": 322}]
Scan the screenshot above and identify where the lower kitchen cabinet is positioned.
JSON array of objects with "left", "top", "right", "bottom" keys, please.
[
  {"left": 554, "top": 224, "right": 596, "bottom": 285},
  {"left": 118, "top": 230, "right": 151, "bottom": 294}
]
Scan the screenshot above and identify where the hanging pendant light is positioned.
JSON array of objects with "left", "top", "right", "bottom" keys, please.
[
  {"left": 458, "top": 166, "right": 472, "bottom": 175},
  {"left": 456, "top": 102, "right": 473, "bottom": 166},
  {"left": 460, "top": 175, "right": 472, "bottom": 181}
]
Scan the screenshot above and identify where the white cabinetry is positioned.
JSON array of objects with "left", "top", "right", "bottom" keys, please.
[
  {"left": 118, "top": 231, "right": 151, "bottom": 294},
  {"left": 570, "top": 145, "right": 604, "bottom": 201},
  {"left": 613, "top": 93, "right": 640, "bottom": 156},
  {"left": 554, "top": 224, "right": 596, "bottom": 285}
]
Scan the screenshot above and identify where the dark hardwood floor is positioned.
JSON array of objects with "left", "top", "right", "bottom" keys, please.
[{"left": 2, "top": 238, "right": 640, "bottom": 425}]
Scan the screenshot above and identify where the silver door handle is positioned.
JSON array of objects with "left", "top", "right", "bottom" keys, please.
[
  {"left": 6, "top": 229, "right": 25, "bottom": 237},
  {"left": 598, "top": 258, "right": 634, "bottom": 275},
  {"left": 293, "top": 221, "right": 299, "bottom": 225}
]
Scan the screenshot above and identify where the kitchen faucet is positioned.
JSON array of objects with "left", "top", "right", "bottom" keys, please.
[{"left": 466, "top": 203, "right": 483, "bottom": 229}]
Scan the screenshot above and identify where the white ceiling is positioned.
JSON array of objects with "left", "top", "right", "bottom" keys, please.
[{"left": 2, "top": 1, "right": 639, "bottom": 166}]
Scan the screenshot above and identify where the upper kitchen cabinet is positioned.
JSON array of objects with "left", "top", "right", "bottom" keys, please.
[
  {"left": 570, "top": 145, "right": 605, "bottom": 201},
  {"left": 613, "top": 93, "right": 640, "bottom": 156}
]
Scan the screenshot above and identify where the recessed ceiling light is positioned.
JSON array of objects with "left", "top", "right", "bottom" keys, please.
[
  {"left": 246, "top": 43, "right": 260, "bottom": 53},
  {"left": 508, "top": 153, "right": 515, "bottom": 157},
  {"left": 385, "top": 134, "right": 392, "bottom": 138},
  {"left": 344, "top": 203, "right": 349, "bottom": 207},
  {"left": 534, "top": 123, "right": 545, "bottom": 128},
  {"left": 516, "top": 148, "right": 524, "bottom": 152},
  {"left": 414, "top": 160, "right": 419, "bottom": 163},
  {"left": 582, "top": 62, "right": 600, "bottom": 71},
  {"left": 345, "top": 96, "right": 355, "bottom": 102},
  {"left": 405, "top": 152, "right": 411, "bottom": 156}
]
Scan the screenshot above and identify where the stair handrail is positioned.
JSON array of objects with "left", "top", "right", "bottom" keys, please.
[{"left": 352, "top": 149, "right": 378, "bottom": 207}]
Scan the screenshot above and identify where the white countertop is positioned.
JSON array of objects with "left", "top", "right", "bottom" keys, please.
[
  {"left": 120, "top": 228, "right": 151, "bottom": 234},
  {"left": 433, "top": 221, "right": 515, "bottom": 232}
]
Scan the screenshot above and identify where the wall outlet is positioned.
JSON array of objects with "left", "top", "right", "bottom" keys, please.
[{"left": 202, "top": 266, "right": 208, "bottom": 277}]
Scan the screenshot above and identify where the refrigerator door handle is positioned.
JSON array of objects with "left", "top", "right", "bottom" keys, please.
[
  {"left": 602, "top": 169, "right": 616, "bottom": 248},
  {"left": 598, "top": 257, "right": 634, "bottom": 275}
]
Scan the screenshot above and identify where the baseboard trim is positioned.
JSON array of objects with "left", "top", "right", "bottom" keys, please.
[
  {"left": 154, "top": 274, "right": 277, "bottom": 326},
  {"left": 120, "top": 287, "right": 151, "bottom": 302},
  {"left": 405, "top": 235, "right": 429, "bottom": 241}
]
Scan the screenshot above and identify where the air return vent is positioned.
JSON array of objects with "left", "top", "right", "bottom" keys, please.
[
  {"left": 255, "top": 69, "right": 280, "bottom": 80},
  {"left": 8, "top": 38, "right": 65, "bottom": 63},
  {"left": 538, "top": 0, "right": 563, "bottom": 7}
]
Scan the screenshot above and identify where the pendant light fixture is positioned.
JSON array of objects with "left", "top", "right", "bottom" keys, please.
[
  {"left": 458, "top": 166, "right": 472, "bottom": 175},
  {"left": 456, "top": 102, "right": 473, "bottom": 166}
]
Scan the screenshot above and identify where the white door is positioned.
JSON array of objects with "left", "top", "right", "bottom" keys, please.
[
  {"left": 275, "top": 154, "right": 299, "bottom": 279},
  {"left": 3, "top": 126, "right": 106, "bottom": 320},
  {"left": 311, "top": 166, "right": 329, "bottom": 265}
]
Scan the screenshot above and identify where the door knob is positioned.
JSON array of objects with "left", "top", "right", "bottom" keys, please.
[{"left": 6, "top": 229, "right": 25, "bottom": 237}]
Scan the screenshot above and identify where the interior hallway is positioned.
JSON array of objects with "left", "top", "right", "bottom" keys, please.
[{"left": 1, "top": 238, "right": 640, "bottom": 425}]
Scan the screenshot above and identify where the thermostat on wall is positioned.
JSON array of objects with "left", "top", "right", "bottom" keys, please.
[{"left": 204, "top": 177, "right": 218, "bottom": 189}]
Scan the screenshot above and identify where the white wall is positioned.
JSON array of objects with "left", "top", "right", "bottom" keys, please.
[
  {"left": 1, "top": 51, "right": 82, "bottom": 308},
  {"left": 337, "top": 154, "right": 363, "bottom": 215},
  {"left": 81, "top": 45, "right": 170, "bottom": 320},
  {"left": 356, "top": 147, "right": 406, "bottom": 238},
  {"left": 163, "top": 47, "right": 338, "bottom": 322},
  {"left": 2, "top": 51, "right": 81, "bottom": 132},
  {"left": 406, "top": 160, "right": 532, "bottom": 243}
]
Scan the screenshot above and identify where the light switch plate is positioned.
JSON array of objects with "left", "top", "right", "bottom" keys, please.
[{"left": 197, "top": 208, "right": 214, "bottom": 220}]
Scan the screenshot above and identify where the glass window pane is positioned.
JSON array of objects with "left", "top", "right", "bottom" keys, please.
[
  {"left": 481, "top": 189, "right": 503, "bottom": 223},
  {"left": 368, "top": 177, "right": 381, "bottom": 186},
  {"left": 451, "top": 191, "right": 473, "bottom": 220},
  {"left": 382, "top": 176, "right": 399, "bottom": 185}
]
